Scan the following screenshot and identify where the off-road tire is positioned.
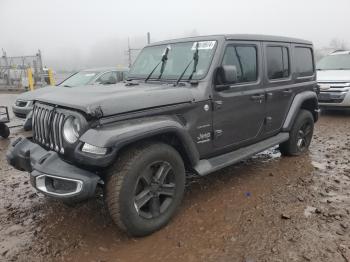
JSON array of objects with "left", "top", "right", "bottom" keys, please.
[
  {"left": 0, "top": 123, "right": 10, "bottom": 139},
  {"left": 280, "top": 109, "right": 314, "bottom": 156},
  {"left": 105, "top": 142, "right": 185, "bottom": 237}
]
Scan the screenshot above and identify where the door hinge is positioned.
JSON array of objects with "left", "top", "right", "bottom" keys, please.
[
  {"left": 213, "top": 100, "right": 223, "bottom": 110},
  {"left": 214, "top": 129, "right": 223, "bottom": 139},
  {"left": 265, "top": 116, "right": 273, "bottom": 125},
  {"left": 266, "top": 92, "right": 273, "bottom": 100}
]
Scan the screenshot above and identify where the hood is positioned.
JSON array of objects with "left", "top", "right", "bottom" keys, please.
[
  {"left": 17, "top": 85, "right": 62, "bottom": 101},
  {"left": 317, "top": 70, "right": 350, "bottom": 82},
  {"left": 35, "top": 82, "right": 194, "bottom": 117}
]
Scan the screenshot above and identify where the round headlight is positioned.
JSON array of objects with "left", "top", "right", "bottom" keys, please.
[{"left": 63, "top": 117, "right": 81, "bottom": 144}]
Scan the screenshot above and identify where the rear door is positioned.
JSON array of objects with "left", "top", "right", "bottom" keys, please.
[
  {"left": 212, "top": 41, "right": 266, "bottom": 150},
  {"left": 262, "top": 43, "right": 294, "bottom": 135}
]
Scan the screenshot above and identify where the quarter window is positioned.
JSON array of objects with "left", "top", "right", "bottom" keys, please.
[
  {"left": 222, "top": 45, "right": 258, "bottom": 83},
  {"left": 267, "top": 46, "right": 290, "bottom": 80},
  {"left": 295, "top": 47, "right": 314, "bottom": 77}
]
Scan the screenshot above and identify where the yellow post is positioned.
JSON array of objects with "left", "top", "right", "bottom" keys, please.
[
  {"left": 48, "top": 68, "right": 55, "bottom": 86},
  {"left": 27, "top": 68, "right": 34, "bottom": 91}
]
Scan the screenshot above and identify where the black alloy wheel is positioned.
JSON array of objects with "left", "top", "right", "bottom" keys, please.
[{"left": 133, "top": 161, "right": 176, "bottom": 219}]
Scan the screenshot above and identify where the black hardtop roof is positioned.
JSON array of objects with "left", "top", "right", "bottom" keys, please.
[{"left": 148, "top": 34, "right": 312, "bottom": 46}]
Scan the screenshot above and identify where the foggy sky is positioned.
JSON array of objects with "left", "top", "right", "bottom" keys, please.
[{"left": 1, "top": 0, "right": 350, "bottom": 70}]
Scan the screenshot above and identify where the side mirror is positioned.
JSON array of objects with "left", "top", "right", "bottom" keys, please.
[
  {"left": 220, "top": 65, "right": 238, "bottom": 84},
  {"left": 214, "top": 65, "right": 238, "bottom": 91}
]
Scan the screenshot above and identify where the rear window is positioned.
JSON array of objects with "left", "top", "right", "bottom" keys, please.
[
  {"left": 295, "top": 47, "right": 314, "bottom": 77},
  {"left": 266, "top": 46, "right": 290, "bottom": 80}
]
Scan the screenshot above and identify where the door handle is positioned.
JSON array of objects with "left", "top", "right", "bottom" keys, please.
[
  {"left": 250, "top": 94, "right": 265, "bottom": 103},
  {"left": 283, "top": 89, "right": 292, "bottom": 94},
  {"left": 251, "top": 94, "right": 265, "bottom": 101}
]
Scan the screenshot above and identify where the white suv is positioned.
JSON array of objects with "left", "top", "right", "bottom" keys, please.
[{"left": 317, "top": 50, "right": 350, "bottom": 109}]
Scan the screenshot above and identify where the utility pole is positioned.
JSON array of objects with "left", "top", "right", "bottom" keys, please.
[
  {"left": 37, "top": 50, "right": 45, "bottom": 85},
  {"left": 127, "top": 38, "right": 132, "bottom": 68},
  {"left": 147, "top": 32, "right": 151, "bottom": 45},
  {"left": 127, "top": 32, "right": 151, "bottom": 67},
  {"left": 2, "top": 49, "right": 9, "bottom": 85}
]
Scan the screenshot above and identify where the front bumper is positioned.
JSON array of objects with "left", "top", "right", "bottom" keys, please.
[
  {"left": 6, "top": 137, "right": 100, "bottom": 201},
  {"left": 12, "top": 105, "right": 33, "bottom": 119},
  {"left": 318, "top": 90, "right": 350, "bottom": 108}
]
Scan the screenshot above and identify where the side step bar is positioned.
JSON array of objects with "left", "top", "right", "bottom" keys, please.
[{"left": 194, "top": 132, "right": 289, "bottom": 176}]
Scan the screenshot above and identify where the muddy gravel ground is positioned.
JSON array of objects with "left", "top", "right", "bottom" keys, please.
[{"left": 1, "top": 93, "right": 350, "bottom": 262}]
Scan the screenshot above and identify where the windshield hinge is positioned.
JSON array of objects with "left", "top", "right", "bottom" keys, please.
[
  {"left": 89, "top": 106, "right": 103, "bottom": 119},
  {"left": 214, "top": 129, "right": 223, "bottom": 139}
]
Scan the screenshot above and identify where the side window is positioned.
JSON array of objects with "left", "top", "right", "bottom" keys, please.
[
  {"left": 95, "top": 72, "right": 117, "bottom": 84},
  {"left": 267, "top": 46, "right": 290, "bottom": 80},
  {"left": 295, "top": 47, "right": 314, "bottom": 77},
  {"left": 222, "top": 45, "right": 257, "bottom": 83}
]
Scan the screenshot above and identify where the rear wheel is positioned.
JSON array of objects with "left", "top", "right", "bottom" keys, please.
[
  {"left": 280, "top": 109, "right": 314, "bottom": 156},
  {"left": 0, "top": 123, "right": 10, "bottom": 139},
  {"left": 105, "top": 142, "right": 185, "bottom": 236}
]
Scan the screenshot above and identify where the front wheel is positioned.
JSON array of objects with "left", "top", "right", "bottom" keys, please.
[
  {"left": 280, "top": 109, "right": 314, "bottom": 156},
  {"left": 105, "top": 142, "right": 185, "bottom": 237}
]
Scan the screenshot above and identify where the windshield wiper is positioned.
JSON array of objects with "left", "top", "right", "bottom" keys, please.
[
  {"left": 145, "top": 46, "right": 170, "bottom": 82},
  {"left": 175, "top": 42, "right": 199, "bottom": 86},
  {"left": 63, "top": 84, "right": 71, "bottom": 87}
]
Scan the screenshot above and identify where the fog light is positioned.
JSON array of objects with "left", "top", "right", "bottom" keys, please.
[
  {"left": 82, "top": 143, "right": 108, "bottom": 155},
  {"left": 35, "top": 175, "right": 83, "bottom": 196}
]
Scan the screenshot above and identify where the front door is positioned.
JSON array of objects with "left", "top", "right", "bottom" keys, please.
[{"left": 212, "top": 41, "right": 266, "bottom": 150}]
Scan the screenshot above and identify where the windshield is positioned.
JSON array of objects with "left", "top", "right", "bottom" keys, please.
[
  {"left": 128, "top": 41, "right": 217, "bottom": 81},
  {"left": 58, "top": 71, "right": 99, "bottom": 87},
  {"left": 317, "top": 54, "right": 350, "bottom": 70}
]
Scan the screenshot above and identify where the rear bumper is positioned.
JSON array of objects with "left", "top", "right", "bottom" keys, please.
[{"left": 6, "top": 137, "right": 100, "bottom": 202}]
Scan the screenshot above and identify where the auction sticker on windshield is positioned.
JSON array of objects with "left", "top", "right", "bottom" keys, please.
[{"left": 192, "top": 41, "right": 216, "bottom": 50}]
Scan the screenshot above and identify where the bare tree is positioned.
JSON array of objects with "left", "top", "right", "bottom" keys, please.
[
  {"left": 183, "top": 29, "right": 200, "bottom": 37},
  {"left": 329, "top": 38, "right": 348, "bottom": 51}
]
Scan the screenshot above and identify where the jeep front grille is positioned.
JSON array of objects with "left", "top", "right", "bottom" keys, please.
[{"left": 32, "top": 103, "right": 66, "bottom": 153}]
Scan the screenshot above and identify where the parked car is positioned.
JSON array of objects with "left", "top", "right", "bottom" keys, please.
[
  {"left": 12, "top": 67, "right": 129, "bottom": 119},
  {"left": 317, "top": 50, "right": 350, "bottom": 109},
  {"left": 7, "top": 35, "right": 319, "bottom": 236}
]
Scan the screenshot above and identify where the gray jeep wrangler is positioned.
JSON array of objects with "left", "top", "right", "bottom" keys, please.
[{"left": 7, "top": 35, "right": 319, "bottom": 236}]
